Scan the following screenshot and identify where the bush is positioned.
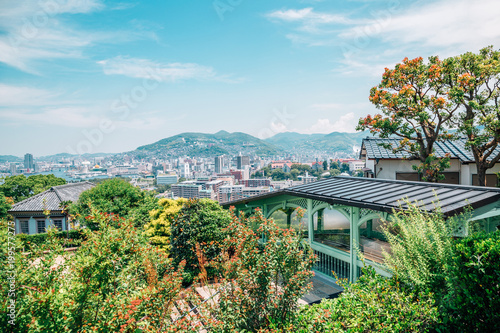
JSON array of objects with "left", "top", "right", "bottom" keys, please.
[
  {"left": 381, "top": 203, "right": 455, "bottom": 296},
  {"left": 16, "top": 229, "right": 85, "bottom": 249},
  {"left": 144, "top": 198, "right": 187, "bottom": 252},
  {"left": 444, "top": 231, "right": 500, "bottom": 332},
  {"left": 1, "top": 207, "right": 189, "bottom": 332},
  {"left": 276, "top": 267, "right": 439, "bottom": 333},
  {"left": 71, "top": 178, "right": 159, "bottom": 230},
  {"left": 170, "top": 199, "right": 232, "bottom": 285},
  {"left": 210, "top": 208, "right": 316, "bottom": 331}
]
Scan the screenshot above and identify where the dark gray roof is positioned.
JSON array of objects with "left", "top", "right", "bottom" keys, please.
[
  {"left": 361, "top": 137, "right": 500, "bottom": 163},
  {"left": 223, "top": 176, "right": 500, "bottom": 215},
  {"left": 9, "top": 182, "right": 94, "bottom": 213}
]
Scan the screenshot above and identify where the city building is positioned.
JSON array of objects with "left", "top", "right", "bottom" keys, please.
[
  {"left": 240, "top": 178, "right": 271, "bottom": 187},
  {"left": 218, "top": 185, "right": 243, "bottom": 203},
  {"left": 348, "top": 160, "right": 365, "bottom": 172},
  {"left": 156, "top": 174, "right": 178, "bottom": 185},
  {"left": 180, "top": 163, "right": 190, "bottom": 179},
  {"left": 298, "top": 174, "right": 317, "bottom": 184},
  {"left": 215, "top": 156, "right": 224, "bottom": 174},
  {"left": 236, "top": 155, "right": 250, "bottom": 170},
  {"left": 171, "top": 183, "right": 202, "bottom": 199},
  {"left": 24, "top": 153, "right": 34, "bottom": 171}
]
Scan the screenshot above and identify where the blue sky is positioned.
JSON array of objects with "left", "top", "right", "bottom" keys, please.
[{"left": 1, "top": 0, "right": 500, "bottom": 156}]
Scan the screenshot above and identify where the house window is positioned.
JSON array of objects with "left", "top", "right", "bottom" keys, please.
[
  {"left": 396, "top": 172, "right": 420, "bottom": 182},
  {"left": 37, "top": 220, "right": 46, "bottom": 234},
  {"left": 19, "top": 220, "right": 29, "bottom": 234},
  {"left": 53, "top": 219, "right": 63, "bottom": 231},
  {"left": 472, "top": 174, "right": 498, "bottom": 187},
  {"left": 396, "top": 172, "right": 460, "bottom": 184}
]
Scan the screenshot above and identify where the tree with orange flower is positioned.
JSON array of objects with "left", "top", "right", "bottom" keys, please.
[
  {"left": 445, "top": 46, "right": 500, "bottom": 186},
  {"left": 357, "top": 56, "right": 459, "bottom": 182}
]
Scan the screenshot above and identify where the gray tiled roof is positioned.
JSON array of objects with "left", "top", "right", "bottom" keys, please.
[
  {"left": 9, "top": 182, "right": 94, "bottom": 212},
  {"left": 223, "top": 176, "right": 500, "bottom": 216},
  {"left": 362, "top": 137, "right": 500, "bottom": 163}
]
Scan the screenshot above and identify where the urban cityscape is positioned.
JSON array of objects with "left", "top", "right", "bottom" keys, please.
[{"left": 1, "top": 0, "right": 500, "bottom": 332}]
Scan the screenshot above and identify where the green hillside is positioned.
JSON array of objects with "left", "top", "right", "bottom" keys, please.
[
  {"left": 135, "top": 131, "right": 282, "bottom": 157},
  {"left": 0, "top": 155, "right": 22, "bottom": 163},
  {"left": 265, "top": 131, "right": 368, "bottom": 153}
]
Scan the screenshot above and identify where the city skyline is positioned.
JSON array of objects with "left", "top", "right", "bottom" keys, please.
[{"left": 1, "top": 0, "right": 500, "bottom": 156}]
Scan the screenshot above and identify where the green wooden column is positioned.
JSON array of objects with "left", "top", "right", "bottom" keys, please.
[
  {"left": 286, "top": 209, "right": 292, "bottom": 229},
  {"left": 307, "top": 199, "right": 313, "bottom": 245},
  {"left": 317, "top": 208, "right": 325, "bottom": 233},
  {"left": 350, "top": 207, "right": 360, "bottom": 282}
]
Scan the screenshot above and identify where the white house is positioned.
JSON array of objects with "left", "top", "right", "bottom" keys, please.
[
  {"left": 360, "top": 137, "right": 500, "bottom": 186},
  {"left": 9, "top": 182, "right": 94, "bottom": 235}
]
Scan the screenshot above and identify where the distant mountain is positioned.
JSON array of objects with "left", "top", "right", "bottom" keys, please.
[
  {"left": 265, "top": 131, "right": 368, "bottom": 153},
  {"left": 135, "top": 131, "right": 283, "bottom": 157},
  {"left": 0, "top": 155, "right": 21, "bottom": 163},
  {"left": 38, "top": 152, "right": 115, "bottom": 161}
]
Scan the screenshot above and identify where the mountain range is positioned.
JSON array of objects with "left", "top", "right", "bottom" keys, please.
[
  {"left": 133, "top": 130, "right": 368, "bottom": 157},
  {"left": 2, "top": 131, "right": 369, "bottom": 161}
]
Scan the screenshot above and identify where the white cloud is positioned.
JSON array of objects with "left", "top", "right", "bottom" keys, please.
[
  {"left": 0, "top": 1, "right": 156, "bottom": 73},
  {"left": 98, "top": 56, "right": 239, "bottom": 83},
  {"left": 0, "top": 1, "right": 105, "bottom": 72},
  {"left": 340, "top": 0, "right": 500, "bottom": 52},
  {"left": 0, "top": 84, "right": 62, "bottom": 106},
  {"left": 306, "top": 112, "right": 357, "bottom": 133},
  {"left": 267, "top": 8, "right": 355, "bottom": 25}
]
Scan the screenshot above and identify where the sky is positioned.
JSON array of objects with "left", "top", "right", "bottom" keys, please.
[{"left": 1, "top": 0, "right": 500, "bottom": 156}]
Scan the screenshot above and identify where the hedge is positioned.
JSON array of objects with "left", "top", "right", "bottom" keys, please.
[{"left": 16, "top": 229, "right": 86, "bottom": 249}]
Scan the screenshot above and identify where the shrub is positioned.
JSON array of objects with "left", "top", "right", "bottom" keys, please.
[
  {"left": 209, "top": 208, "right": 316, "bottom": 332},
  {"left": 170, "top": 199, "right": 232, "bottom": 285},
  {"left": 71, "top": 178, "right": 159, "bottom": 230},
  {"left": 444, "top": 231, "right": 500, "bottom": 332},
  {"left": 16, "top": 229, "right": 85, "bottom": 249},
  {"left": 275, "top": 267, "right": 439, "bottom": 332},
  {"left": 381, "top": 203, "right": 455, "bottom": 296},
  {"left": 144, "top": 198, "right": 187, "bottom": 252},
  {"left": 1, "top": 207, "right": 190, "bottom": 332}
]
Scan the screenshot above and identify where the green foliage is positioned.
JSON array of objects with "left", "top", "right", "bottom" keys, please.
[
  {"left": 445, "top": 46, "right": 500, "bottom": 186},
  {"left": 211, "top": 208, "right": 315, "bottom": 331},
  {"left": 444, "top": 231, "right": 500, "bottom": 332},
  {"left": 144, "top": 198, "right": 187, "bottom": 252},
  {"left": 0, "top": 193, "right": 12, "bottom": 220},
  {"left": 1, "top": 208, "right": 187, "bottom": 332},
  {"left": 170, "top": 199, "right": 232, "bottom": 285},
  {"left": 16, "top": 229, "right": 85, "bottom": 249},
  {"left": 381, "top": 203, "right": 455, "bottom": 295},
  {"left": 71, "top": 178, "right": 158, "bottom": 229},
  {"left": 357, "top": 56, "right": 457, "bottom": 182},
  {"left": 0, "top": 174, "right": 66, "bottom": 202},
  {"left": 253, "top": 163, "right": 328, "bottom": 181},
  {"left": 277, "top": 267, "right": 439, "bottom": 333}
]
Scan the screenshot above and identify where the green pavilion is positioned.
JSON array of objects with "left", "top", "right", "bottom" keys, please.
[{"left": 222, "top": 176, "right": 500, "bottom": 283}]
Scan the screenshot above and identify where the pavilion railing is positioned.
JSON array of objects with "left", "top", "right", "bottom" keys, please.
[{"left": 313, "top": 249, "right": 350, "bottom": 280}]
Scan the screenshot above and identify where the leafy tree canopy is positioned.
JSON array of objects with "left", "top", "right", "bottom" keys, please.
[
  {"left": 357, "top": 56, "right": 459, "bottom": 182},
  {"left": 71, "top": 178, "right": 158, "bottom": 229},
  {"left": 0, "top": 174, "right": 66, "bottom": 202},
  {"left": 170, "top": 198, "right": 232, "bottom": 285},
  {"left": 0, "top": 193, "right": 12, "bottom": 220},
  {"left": 445, "top": 46, "right": 500, "bottom": 186},
  {"left": 144, "top": 198, "right": 187, "bottom": 252}
]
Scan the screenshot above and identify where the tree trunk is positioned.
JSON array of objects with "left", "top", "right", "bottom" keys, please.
[{"left": 476, "top": 163, "right": 487, "bottom": 186}]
